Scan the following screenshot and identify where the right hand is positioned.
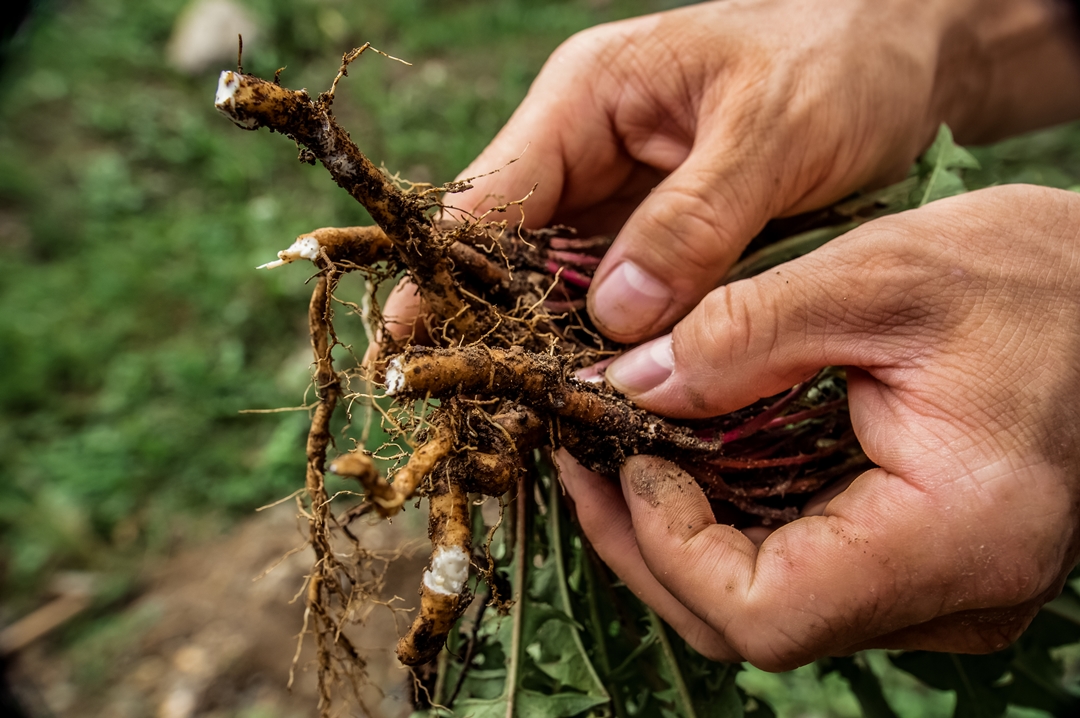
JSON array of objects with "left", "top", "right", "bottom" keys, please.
[{"left": 379, "top": 0, "right": 1080, "bottom": 346}]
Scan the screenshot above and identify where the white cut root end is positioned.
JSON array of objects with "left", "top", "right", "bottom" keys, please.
[
  {"left": 215, "top": 70, "right": 257, "bottom": 129},
  {"left": 384, "top": 357, "right": 405, "bottom": 395},
  {"left": 421, "top": 546, "right": 470, "bottom": 596},
  {"left": 256, "top": 234, "right": 322, "bottom": 269}
]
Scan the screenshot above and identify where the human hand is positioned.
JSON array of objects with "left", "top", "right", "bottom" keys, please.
[
  {"left": 558, "top": 185, "right": 1080, "bottom": 669},
  {"left": 422, "top": 0, "right": 1080, "bottom": 345}
]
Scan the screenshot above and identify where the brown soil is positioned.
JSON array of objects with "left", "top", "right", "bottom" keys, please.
[{"left": 9, "top": 504, "right": 427, "bottom": 718}]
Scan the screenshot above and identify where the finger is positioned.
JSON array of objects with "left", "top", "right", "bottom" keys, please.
[
  {"left": 382, "top": 280, "right": 427, "bottom": 342},
  {"left": 446, "top": 31, "right": 645, "bottom": 228},
  {"left": 619, "top": 455, "right": 1046, "bottom": 672},
  {"left": 800, "top": 474, "right": 859, "bottom": 518},
  {"left": 602, "top": 215, "right": 943, "bottom": 417},
  {"left": 553, "top": 450, "right": 740, "bottom": 662},
  {"left": 715, "top": 475, "right": 856, "bottom": 552},
  {"left": 588, "top": 133, "right": 781, "bottom": 342},
  {"left": 363, "top": 281, "right": 430, "bottom": 368}
]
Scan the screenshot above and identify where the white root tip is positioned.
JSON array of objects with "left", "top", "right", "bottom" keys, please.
[
  {"left": 384, "top": 357, "right": 405, "bottom": 396},
  {"left": 422, "top": 546, "right": 470, "bottom": 596},
  {"left": 215, "top": 70, "right": 240, "bottom": 109},
  {"left": 257, "top": 235, "right": 321, "bottom": 270},
  {"left": 215, "top": 70, "right": 258, "bottom": 128}
]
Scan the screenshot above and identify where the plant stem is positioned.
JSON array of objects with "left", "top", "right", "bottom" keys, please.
[{"left": 648, "top": 609, "right": 698, "bottom": 718}]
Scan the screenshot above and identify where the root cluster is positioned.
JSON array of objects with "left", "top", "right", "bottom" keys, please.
[{"left": 214, "top": 48, "right": 870, "bottom": 709}]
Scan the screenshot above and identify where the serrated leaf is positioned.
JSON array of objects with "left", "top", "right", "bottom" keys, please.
[
  {"left": 441, "top": 698, "right": 507, "bottom": 718},
  {"left": 916, "top": 124, "right": 980, "bottom": 206},
  {"left": 515, "top": 689, "right": 610, "bottom": 718},
  {"left": 522, "top": 601, "right": 578, "bottom": 641},
  {"left": 526, "top": 618, "right": 602, "bottom": 692}
]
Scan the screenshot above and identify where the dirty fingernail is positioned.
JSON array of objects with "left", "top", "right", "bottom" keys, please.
[
  {"left": 573, "top": 357, "right": 615, "bottom": 384},
  {"left": 606, "top": 334, "right": 674, "bottom": 396},
  {"left": 591, "top": 261, "right": 671, "bottom": 338}
]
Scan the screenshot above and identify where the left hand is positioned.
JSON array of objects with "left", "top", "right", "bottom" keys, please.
[{"left": 559, "top": 184, "right": 1080, "bottom": 670}]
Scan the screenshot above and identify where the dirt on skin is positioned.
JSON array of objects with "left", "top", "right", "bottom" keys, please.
[{"left": 8, "top": 503, "right": 427, "bottom": 718}]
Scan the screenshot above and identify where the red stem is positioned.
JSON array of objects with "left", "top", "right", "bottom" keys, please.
[
  {"left": 707, "top": 432, "right": 852, "bottom": 469},
  {"left": 545, "top": 261, "right": 593, "bottom": 289},
  {"left": 761, "top": 399, "right": 847, "bottom": 431},
  {"left": 544, "top": 299, "right": 587, "bottom": 312},
  {"left": 721, "top": 381, "right": 810, "bottom": 443},
  {"left": 547, "top": 250, "right": 602, "bottom": 268}
]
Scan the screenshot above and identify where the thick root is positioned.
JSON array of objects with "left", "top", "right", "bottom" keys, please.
[
  {"left": 397, "top": 470, "right": 471, "bottom": 665},
  {"left": 328, "top": 450, "right": 399, "bottom": 509},
  {"left": 215, "top": 69, "right": 492, "bottom": 342},
  {"left": 385, "top": 345, "right": 718, "bottom": 474},
  {"left": 259, "top": 226, "right": 393, "bottom": 270}
]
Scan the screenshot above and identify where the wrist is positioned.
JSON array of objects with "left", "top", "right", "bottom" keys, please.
[{"left": 929, "top": 0, "right": 1080, "bottom": 142}]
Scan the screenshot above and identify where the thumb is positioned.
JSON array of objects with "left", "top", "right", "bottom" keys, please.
[
  {"left": 603, "top": 218, "right": 937, "bottom": 417},
  {"left": 587, "top": 136, "right": 779, "bottom": 343}
]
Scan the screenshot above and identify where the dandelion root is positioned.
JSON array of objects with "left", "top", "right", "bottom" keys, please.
[{"left": 397, "top": 470, "right": 471, "bottom": 666}]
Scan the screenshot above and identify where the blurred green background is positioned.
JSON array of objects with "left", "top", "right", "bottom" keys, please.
[
  {"left": 0, "top": 0, "right": 692, "bottom": 608},
  {"left": 4, "top": 1, "right": 1080, "bottom": 717}
]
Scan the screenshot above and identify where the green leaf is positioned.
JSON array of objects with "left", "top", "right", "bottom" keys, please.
[
  {"left": 1006, "top": 655, "right": 1080, "bottom": 716},
  {"left": 818, "top": 656, "right": 899, "bottom": 718},
  {"left": 438, "top": 698, "right": 507, "bottom": 718},
  {"left": 890, "top": 652, "right": 1008, "bottom": 718},
  {"left": 1042, "top": 590, "right": 1080, "bottom": 631},
  {"left": 723, "top": 224, "right": 855, "bottom": 284},
  {"left": 742, "top": 695, "right": 777, "bottom": 718},
  {"left": 916, "top": 124, "right": 981, "bottom": 206},
  {"left": 526, "top": 617, "right": 605, "bottom": 692},
  {"left": 1003, "top": 605, "right": 1080, "bottom": 715},
  {"left": 516, "top": 689, "right": 611, "bottom": 718}
]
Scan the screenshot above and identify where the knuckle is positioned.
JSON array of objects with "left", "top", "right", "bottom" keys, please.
[
  {"left": 549, "top": 23, "right": 623, "bottom": 68},
  {"left": 630, "top": 183, "right": 746, "bottom": 289},
  {"left": 692, "top": 285, "right": 756, "bottom": 364}
]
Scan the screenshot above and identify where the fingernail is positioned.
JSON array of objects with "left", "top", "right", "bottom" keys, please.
[
  {"left": 606, "top": 334, "right": 674, "bottom": 396},
  {"left": 591, "top": 261, "right": 671, "bottom": 337},
  {"left": 573, "top": 357, "right": 615, "bottom": 384}
]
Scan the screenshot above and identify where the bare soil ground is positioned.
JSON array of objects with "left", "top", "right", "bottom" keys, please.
[{"left": 8, "top": 504, "right": 427, "bottom": 717}]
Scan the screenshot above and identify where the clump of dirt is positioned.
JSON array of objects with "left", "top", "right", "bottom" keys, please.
[{"left": 212, "top": 47, "right": 870, "bottom": 714}]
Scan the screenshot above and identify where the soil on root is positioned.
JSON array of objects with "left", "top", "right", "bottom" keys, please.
[{"left": 212, "top": 50, "right": 872, "bottom": 712}]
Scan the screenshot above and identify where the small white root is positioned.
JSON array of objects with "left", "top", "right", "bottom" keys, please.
[
  {"left": 256, "top": 234, "right": 321, "bottom": 269},
  {"left": 214, "top": 70, "right": 257, "bottom": 128}
]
